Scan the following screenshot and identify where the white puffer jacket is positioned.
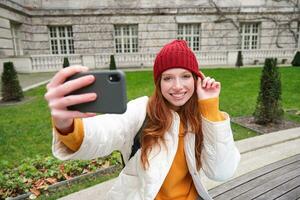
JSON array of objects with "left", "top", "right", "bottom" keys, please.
[{"left": 52, "top": 96, "right": 240, "bottom": 200}]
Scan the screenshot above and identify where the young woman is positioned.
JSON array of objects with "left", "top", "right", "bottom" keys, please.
[{"left": 45, "top": 40, "right": 240, "bottom": 200}]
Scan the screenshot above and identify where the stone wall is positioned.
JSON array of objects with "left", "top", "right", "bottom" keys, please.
[
  {"left": 0, "top": 0, "right": 299, "bottom": 58},
  {"left": 0, "top": 17, "right": 14, "bottom": 56},
  {"left": 0, "top": 4, "right": 28, "bottom": 57},
  {"left": 10, "top": 0, "right": 293, "bottom": 9},
  {"left": 25, "top": 11, "right": 298, "bottom": 55}
]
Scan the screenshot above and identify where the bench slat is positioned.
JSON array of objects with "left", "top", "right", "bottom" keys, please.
[
  {"left": 212, "top": 161, "right": 300, "bottom": 199},
  {"left": 254, "top": 175, "right": 300, "bottom": 199},
  {"left": 210, "top": 154, "right": 300, "bottom": 197},
  {"left": 232, "top": 167, "right": 300, "bottom": 199}
]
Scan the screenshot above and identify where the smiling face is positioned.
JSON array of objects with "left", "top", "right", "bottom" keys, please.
[{"left": 160, "top": 68, "right": 195, "bottom": 109}]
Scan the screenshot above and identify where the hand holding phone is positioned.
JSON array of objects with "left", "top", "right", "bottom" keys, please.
[
  {"left": 65, "top": 70, "right": 127, "bottom": 114},
  {"left": 45, "top": 66, "right": 99, "bottom": 133}
]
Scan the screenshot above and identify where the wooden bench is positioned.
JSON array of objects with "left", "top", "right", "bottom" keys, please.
[{"left": 208, "top": 154, "right": 300, "bottom": 199}]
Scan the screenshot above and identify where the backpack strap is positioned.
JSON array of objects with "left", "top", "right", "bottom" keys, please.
[{"left": 121, "top": 115, "right": 148, "bottom": 167}]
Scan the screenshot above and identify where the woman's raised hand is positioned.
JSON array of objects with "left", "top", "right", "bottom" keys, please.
[
  {"left": 44, "top": 65, "right": 97, "bottom": 133},
  {"left": 196, "top": 72, "right": 221, "bottom": 100}
]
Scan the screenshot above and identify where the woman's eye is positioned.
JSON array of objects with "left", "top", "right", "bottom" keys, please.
[
  {"left": 163, "top": 76, "right": 172, "bottom": 81},
  {"left": 182, "top": 74, "right": 192, "bottom": 79}
]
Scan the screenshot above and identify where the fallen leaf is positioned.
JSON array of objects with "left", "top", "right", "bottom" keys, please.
[
  {"left": 34, "top": 179, "right": 45, "bottom": 188},
  {"left": 30, "top": 188, "right": 40, "bottom": 196},
  {"left": 63, "top": 173, "right": 72, "bottom": 180},
  {"left": 59, "top": 164, "right": 65, "bottom": 172},
  {"left": 46, "top": 177, "right": 57, "bottom": 184}
]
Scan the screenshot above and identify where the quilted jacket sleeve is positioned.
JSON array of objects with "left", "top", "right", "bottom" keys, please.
[
  {"left": 200, "top": 113, "right": 240, "bottom": 181},
  {"left": 52, "top": 96, "right": 148, "bottom": 161}
]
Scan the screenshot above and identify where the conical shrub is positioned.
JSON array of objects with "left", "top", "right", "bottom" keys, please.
[
  {"left": 1, "top": 62, "right": 24, "bottom": 101},
  {"left": 235, "top": 50, "right": 243, "bottom": 67},
  {"left": 253, "top": 58, "right": 283, "bottom": 125},
  {"left": 291, "top": 51, "right": 300, "bottom": 67},
  {"left": 63, "top": 57, "right": 70, "bottom": 68},
  {"left": 109, "top": 55, "right": 117, "bottom": 70}
]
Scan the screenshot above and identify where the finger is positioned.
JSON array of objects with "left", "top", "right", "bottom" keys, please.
[
  {"left": 50, "top": 93, "right": 97, "bottom": 109},
  {"left": 206, "top": 78, "right": 215, "bottom": 89},
  {"left": 46, "top": 75, "right": 95, "bottom": 99},
  {"left": 51, "top": 109, "right": 97, "bottom": 120},
  {"left": 47, "top": 65, "right": 89, "bottom": 89},
  {"left": 57, "top": 75, "right": 95, "bottom": 96},
  {"left": 202, "top": 77, "right": 211, "bottom": 88},
  {"left": 211, "top": 81, "right": 221, "bottom": 89}
]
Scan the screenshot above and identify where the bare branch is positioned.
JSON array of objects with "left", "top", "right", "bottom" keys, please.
[{"left": 208, "top": 0, "right": 240, "bottom": 30}]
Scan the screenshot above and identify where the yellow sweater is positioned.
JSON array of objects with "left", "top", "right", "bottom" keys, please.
[
  {"left": 155, "top": 98, "right": 224, "bottom": 200},
  {"left": 54, "top": 97, "right": 224, "bottom": 200}
]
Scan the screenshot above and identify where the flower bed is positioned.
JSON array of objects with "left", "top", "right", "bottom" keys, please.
[{"left": 0, "top": 152, "right": 122, "bottom": 199}]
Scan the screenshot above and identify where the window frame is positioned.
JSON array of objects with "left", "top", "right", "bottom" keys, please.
[
  {"left": 114, "top": 24, "right": 139, "bottom": 54},
  {"left": 177, "top": 23, "right": 201, "bottom": 51},
  {"left": 10, "top": 22, "right": 23, "bottom": 56},
  {"left": 240, "top": 22, "right": 261, "bottom": 50},
  {"left": 48, "top": 26, "right": 75, "bottom": 55}
]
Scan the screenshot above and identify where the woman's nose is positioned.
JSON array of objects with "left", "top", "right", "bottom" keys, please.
[{"left": 173, "top": 78, "right": 183, "bottom": 89}]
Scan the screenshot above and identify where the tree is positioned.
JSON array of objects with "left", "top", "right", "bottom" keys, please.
[
  {"left": 291, "top": 51, "right": 300, "bottom": 66},
  {"left": 63, "top": 57, "right": 70, "bottom": 68},
  {"left": 235, "top": 50, "right": 243, "bottom": 67},
  {"left": 253, "top": 58, "right": 283, "bottom": 125},
  {"left": 109, "top": 55, "right": 117, "bottom": 70},
  {"left": 1, "top": 62, "right": 24, "bottom": 101}
]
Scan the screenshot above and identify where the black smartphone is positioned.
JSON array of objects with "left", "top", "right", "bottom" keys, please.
[{"left": 65, "top": 70, "right": 127, "bottom": 114}]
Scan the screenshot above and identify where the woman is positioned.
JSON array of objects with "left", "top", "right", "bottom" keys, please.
[{"left": 45, "top": 40, "right": 240, "bottom": 200}]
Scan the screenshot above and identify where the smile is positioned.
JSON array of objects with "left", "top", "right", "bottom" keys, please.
[{"left": 170, "top": 92, "right": 187, "bottom": 99}]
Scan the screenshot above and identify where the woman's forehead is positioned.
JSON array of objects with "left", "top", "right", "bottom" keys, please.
[{"left": 162, "top": 68, "right": 192, "bottom": 75}]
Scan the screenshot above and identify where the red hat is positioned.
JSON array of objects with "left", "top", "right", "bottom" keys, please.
[{"left": 153, "top": 40, "right": 203, "bottom": 82}]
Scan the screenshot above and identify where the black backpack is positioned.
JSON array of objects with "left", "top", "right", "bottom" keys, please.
[{"left": 121, "top": 115, "right": 148, "bottom": 167}]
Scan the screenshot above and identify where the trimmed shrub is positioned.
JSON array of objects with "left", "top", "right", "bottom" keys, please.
[
  {"left": 291, "top": 51, "right": 300, "bottom": 67},
  {"left": 253, "top": 58, "right": 283, "bottom": 125},
  {"left": 63, "top": 57, "right": 70, "bottom": 68},
  {"left": 1, "top": 62, "right": 24, "bottom": 101},
  {"left": 235, "top": 50, "right": 243, "bottom": 67},
  {"left": 109, "top": 55, "right": 117, "bottom": 70}
]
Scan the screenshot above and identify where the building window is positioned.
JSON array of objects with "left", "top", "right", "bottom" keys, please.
[
  {"left": 240, "top": 23, "right": 260, "bottom": 50},
  {"left": 11, "top": 22, "right": 22, "bottom": 56},
  {"left": 49, "top": 26, "right": 74, "bottom": 54},
  {"left": 177, "top": 24, "right": 201, "bottom": 51},
  {"left": 114, "top": 25, "right": 138, "bottom": 53}
]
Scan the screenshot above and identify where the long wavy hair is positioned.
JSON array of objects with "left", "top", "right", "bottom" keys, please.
[{"left": 140, "top": 74, "right": 203, "bottom": 171}]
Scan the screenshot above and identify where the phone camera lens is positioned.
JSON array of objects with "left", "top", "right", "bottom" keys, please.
[{"left": 108, "top": 74, "right": 120, "bottom": 82}]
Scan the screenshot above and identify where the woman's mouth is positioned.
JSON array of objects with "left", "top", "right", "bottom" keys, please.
[{"left": 170, "top": 92, "right": 187, "bottom": 100}]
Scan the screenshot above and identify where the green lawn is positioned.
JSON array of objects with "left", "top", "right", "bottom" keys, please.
[{"left": 0, "top": 67, "right": 300, "bottom": 169}]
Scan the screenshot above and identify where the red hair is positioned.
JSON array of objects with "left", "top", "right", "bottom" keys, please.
[{"left": 140, "top": 75, "right": 203, "bottom": 170}]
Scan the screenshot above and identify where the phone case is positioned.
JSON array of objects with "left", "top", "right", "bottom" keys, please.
[{"left": 66, "top": 70, "right": 127, "bottom": 114}]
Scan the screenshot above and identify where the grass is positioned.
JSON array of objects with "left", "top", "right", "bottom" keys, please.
[{"left": 0, "top": 67, "right": 299, "bottom": 177}]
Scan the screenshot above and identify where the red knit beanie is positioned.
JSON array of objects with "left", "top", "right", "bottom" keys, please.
[{"left": 153, "top": 40, "right": 203, "bottom": 82}]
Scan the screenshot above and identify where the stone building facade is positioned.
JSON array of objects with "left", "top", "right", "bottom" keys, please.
[{"left": 0, "top": 0, "right": 299, "bottom": 72}]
